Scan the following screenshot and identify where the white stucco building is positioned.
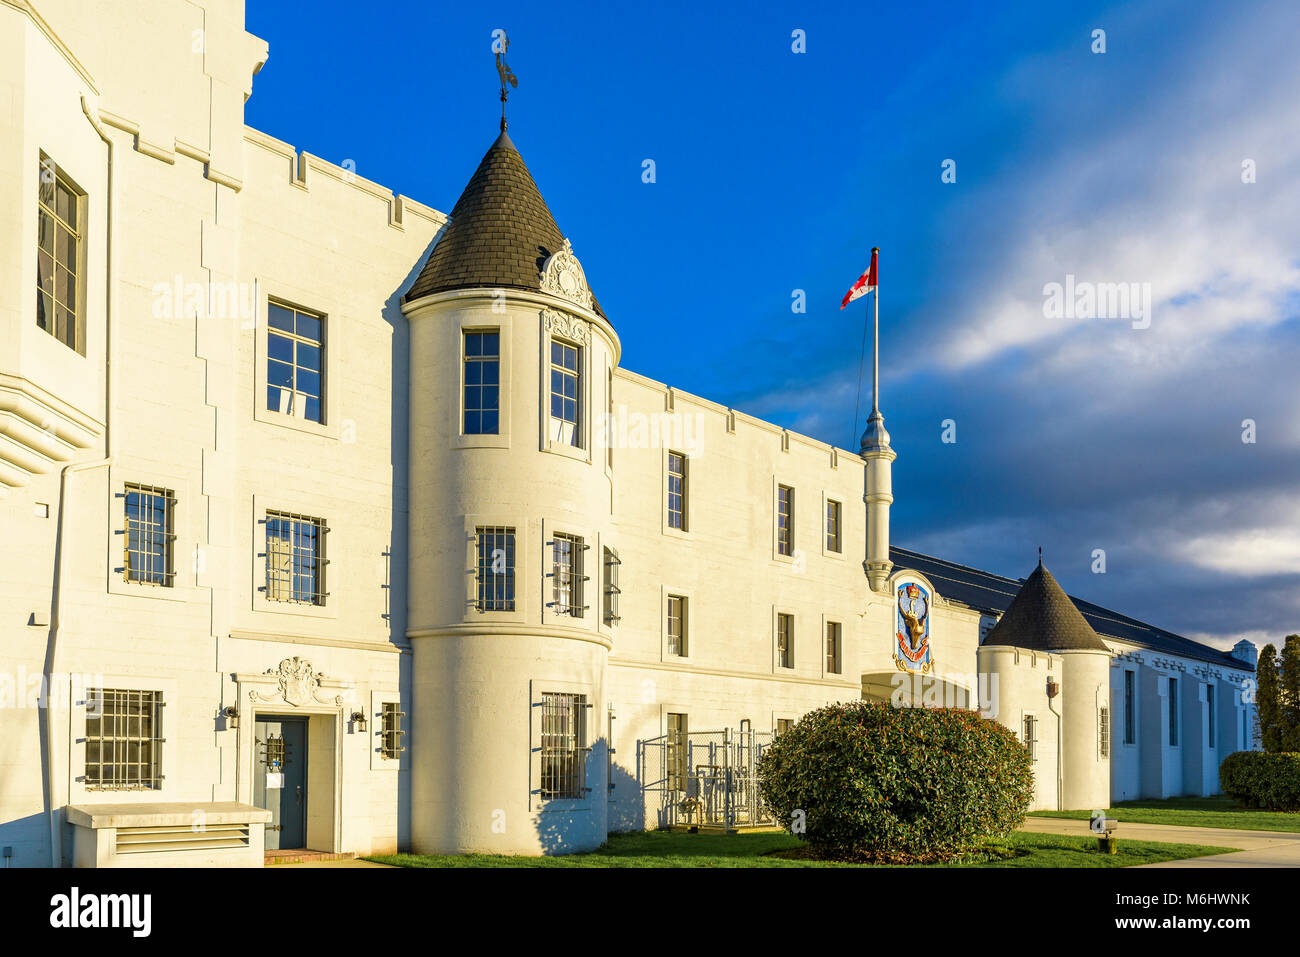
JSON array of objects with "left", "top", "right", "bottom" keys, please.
[{"left": 0, "top": 0, "right": 1258, "bottom": 866}]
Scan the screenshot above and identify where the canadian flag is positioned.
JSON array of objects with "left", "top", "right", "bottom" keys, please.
[{"left": 840, "top": 247, "right": 878, "bottom": 309}]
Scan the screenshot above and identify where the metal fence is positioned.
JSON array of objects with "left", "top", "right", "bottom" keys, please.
[{"left": 639, "top": 724, "right": 776, "bottom": 829}]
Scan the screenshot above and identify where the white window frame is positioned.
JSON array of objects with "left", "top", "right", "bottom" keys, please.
[{"left": 253, "top": 282, "right": 341, "bottom": 440}]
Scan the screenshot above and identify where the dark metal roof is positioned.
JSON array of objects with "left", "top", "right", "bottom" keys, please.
[
  {"left": 891, "top": 546, "right": 1248, "bottom": 670},
  {"left": 405, "top": 130, "right": 605, "bottom": 317}
]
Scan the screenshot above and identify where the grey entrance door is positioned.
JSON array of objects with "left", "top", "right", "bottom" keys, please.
[{"left": 254, "top": 716, "right": 308, "bottom": 850}]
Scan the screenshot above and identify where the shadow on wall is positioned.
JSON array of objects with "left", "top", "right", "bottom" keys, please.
[
  {"left": 533, "top": 737, "right": 613, "bottom": 855},
  {"left": 0, "top": 812, "right": 53, "bottom": 869}
]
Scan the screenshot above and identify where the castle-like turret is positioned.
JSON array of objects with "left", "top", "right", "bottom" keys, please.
[{"left": 402, "top": 127, "right": 619, "bottom": 854}]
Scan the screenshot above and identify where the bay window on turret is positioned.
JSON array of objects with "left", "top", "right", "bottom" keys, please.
[
  {"left": 463, "top": 330, "right": 500, "bottom": 434},
  {"left": 549, "top": 339, "right": 582, "bottom": 447}
]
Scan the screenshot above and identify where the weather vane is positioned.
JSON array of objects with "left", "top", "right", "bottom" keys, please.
[{"left": 494, "top": 30, "right": 517, "bottom": 132}]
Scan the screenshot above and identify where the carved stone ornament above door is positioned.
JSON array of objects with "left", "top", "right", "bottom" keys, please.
[{"left": 248, "top": 656, "right": 343, "bottom": 708}]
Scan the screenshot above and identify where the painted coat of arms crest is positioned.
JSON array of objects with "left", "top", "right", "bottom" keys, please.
[{"left": 895, "top": 581, "right": 934, "bottom": 674}]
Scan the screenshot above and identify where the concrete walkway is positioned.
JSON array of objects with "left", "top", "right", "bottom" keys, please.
[
  {"left": 1021, "top": 816, "right": 1300, "bottom": 867},
  {"left": 271, "top": 858, "right": 395, "bottom": 868}
]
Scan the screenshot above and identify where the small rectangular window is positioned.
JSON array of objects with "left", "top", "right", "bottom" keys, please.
[
  {"left": 85, "top": 689, "right": 164, "bottom": 789},
  {"left": 777, "top": 613, "right": 794, "bottom": 668},
  {"left": 1022, "top": 714, "right": 1037, "bottom": 762},
  {"left": 552, "top": 533, "right": 585, "bottom": 617},
  {"left": 775, "top": 718, "right": 793, "bottom": 736},
  {"left": 265, "top": 511, "right": 328, "bottom": 605},
  {"left": 124, "top": 484, "right": 175, "bottom": 586},
  {"left": 603, "top": 546, "right": 620, "bottom": 626},
  {"left": 777, "top": 485, "right": 794, "bottom": 556},
  {"left": 826, "top": 500, "right": 842, "bottom": 552},
  {"left": 1124, "top": 670, "right": 1136, "bottom": 744},
  {"left": 667, "top": 452, "right": 687, "bottom": 530},
  {"left": 540, "top": 692, "right": 588, "bottom": 799},
  {"left": 475, "top": 526, "right": 516, "bottom": 612},
  {"left": 37, "top": 153, "right": 82, "bottom": 351},
  {"left": 381, "top": 702, "right": 405, "bottom": 760},
  {"left": 667, "top": 713, "right": 688, "bottom": 791},
  {"left": 1099, "top": 706, "right": 1110, "bottom": 758},
  {"left": 667, "top": 595, "right": 687, "bottom": 657},
  {"left": 463, "top": 330, "right": 500, "bottom": 434},
  {"left": 549, "top": 340, "right": 582, "bottom": 447},
  {"left": 826, "top": 621, "right": 842, "bottom": 674},
  {"left": 267, "top": 301, "right": 325, "bottom": 423}
]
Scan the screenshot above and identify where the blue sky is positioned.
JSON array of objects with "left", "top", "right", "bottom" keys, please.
[{"left": 245, "top": 0, "right": 1300, "bottom": 651}]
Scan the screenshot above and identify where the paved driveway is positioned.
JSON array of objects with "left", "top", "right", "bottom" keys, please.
[{"left": 1021, "top": 816, "right": 1300, "bottom": 867}]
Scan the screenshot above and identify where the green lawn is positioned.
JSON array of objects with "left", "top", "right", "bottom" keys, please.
[
  {"left": 366, "top": 828, "right": 1237, "bottom": 868},
  {"left": 1030, "top": 795, "right": 1300, "bottom": 833}
]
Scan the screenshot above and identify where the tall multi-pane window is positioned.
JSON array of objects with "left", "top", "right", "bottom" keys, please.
[
  {"left": 124, "top": 484, "right": 175, "bottom": 586},
  {"left": 667, "top": 712, "right": 688, "bottom": 791},
  {"left": 1022, "top": 714, "right": 1038, "bottom": 761},
  {"left": 265, "top": 511, "right": 328, "bottom": 605},
  {"left": 37, "top": 154, "right": 81, "bottom": 351},
  {"left": 475, "top": 526, "right": 516, "bottom": 612},
  {"left": 603, "top": 547, "right": 621, "bottom": 626},
  {"left": 1207, "top": 684, "right": 1216, "bottom": 748},
  {"left": 552, "top": 533, "right": 584, "bottom": 617},
  {"left": 1168, "top": 677, "right": 1179, "bottom": 746},
  {"left": 777, "top": 613, "right": 794, "bottom": 668},
  {"left": 549, "top": 340, "right": 581, "bottom": 446},
  {"left": 826, "top": 621, "right": 842, "bottom": 674},
  {"left": 667, "top": 452, "right": 687, "bottom": 530},
  {"left": 380, "top": 702, "right": 405, "bottom": 760},
  {"left": 267, "top": 301, "right": 324, "bottom": 423},
  {"left": 826, "top": 500, "right": 842, "bottom": 552},
  {"left": 776, "top": 485, "right": 794, "bottom": 556},
  {"left": 540, "top": 692, "right": 587, "bottom": 799},
  {"left": 85, "top": 689, "right": 163, "bottom": 790},
  {"left": 1124, "top": 670, "right": 1136, "bottom": 744},
  {"left": 1099, "top": 706, "right": 1111, "bottom": 757},
  {"left": 667, "top": 595, "right": 687, "bottom": 657},
  {"left": 463, "top": 330, "right": 500, "bottom": 434}
]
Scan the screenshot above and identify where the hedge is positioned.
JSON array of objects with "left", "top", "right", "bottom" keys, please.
[
  {"left": 1219, "top": 750, "right": 1300, "bottom": 811},
  {"left": 757, "top": 701, "right": 1034, "bottom": 863}
]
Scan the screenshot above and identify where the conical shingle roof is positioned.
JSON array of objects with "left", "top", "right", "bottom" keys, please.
[
  {"left": 405, "top": 130, "right": 604, "bottom": 317},
  {"left": 983, "top": 562, "right": 1110, "bottom": 653}
]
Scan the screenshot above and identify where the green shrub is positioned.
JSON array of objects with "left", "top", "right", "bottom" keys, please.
[
  {"left": 1219, "top": 750, "right": 1300, "bottom": 810},
  {"left": 757, "top": 701, "right": 1034, "bottom": 863}
]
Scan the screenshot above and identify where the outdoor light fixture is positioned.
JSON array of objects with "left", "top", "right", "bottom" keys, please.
[
  {"left": 1046, "top": 679, "right": 1060, "bottom": 698},
  {"left": 351, "top": 710, "right": 367, "bottom": 732},
  {"left": 222, "top": 706, "right": 239, "bottom": 730}
]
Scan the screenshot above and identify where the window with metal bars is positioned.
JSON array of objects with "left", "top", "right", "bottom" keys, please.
[
  {"left": 264, "top": 511, "right": 328, "bottom": 605},
  {"left": 667, "top": 712, "right": 687, "bottom": 791},
  {"left": 123, "top": 484, "right": 176, "bottom": 586},
  {"left": 551, "top": 533, "right": 585, "bottom": 617},
  {"left": 1099, "top": 706, "right": 1110, "bottom": 758},
  {"left": 826, "top": 621, "right": 842, "bottom": 674},
  {"left": 603, "top": 547, "right": 620, "bottom": 625},
  {"left": 540, "top": 692, "right": 588, "bottom": 799},
  {"left": 84, "top": 689, "right": 164, "bottom": 790},
  {"left": 826, "top": 499, "right": 842, "bottom": 552},
  {"left": 777, "top": 485, "right": 794, "bottom": 556},
  {"left": 777, "top": 613, "right": 794, "bottom": 668},
  {"left": 549, "top": 340, "right": 582, "bottom": 447},
  {"left": 267, "top": 301, "right": 325, "bottom": 423},
  {"left": 475, "top": 526, "right": 516, "bottom": 611},
  {"left": 36, "top": 153, "right": 82, "bottom": 351},
  {"left": 667, "top": 452, "right": 687, "bottom": 530},
  {"left": 1022, "top": 714, "right": 1037, "bottom": 761},
  {"left": 381, "top": 702, "right": 405, "bottom": 760},
  {"left": 667, "top": 595, "right": 687, "bottom": 657},
  {"left": 463, "top": 330, "right": 500, "bottom": 434}
]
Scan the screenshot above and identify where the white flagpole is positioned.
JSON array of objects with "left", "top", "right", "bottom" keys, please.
[{"left": 871, "top": 247, "right": 880, "bottom": 416}]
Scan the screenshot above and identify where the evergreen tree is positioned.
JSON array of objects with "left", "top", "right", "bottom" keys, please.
[
  {"left": 1257, "top": 644, "right": 1282, "bottom": 752},
  {"left": 1280, "top": 635, "right": 1300, "bottom": 751}
]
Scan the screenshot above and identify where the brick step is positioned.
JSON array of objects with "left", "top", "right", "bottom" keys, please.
[{"left": 264, "top": 848, "right": 357, "bottom": 866}]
